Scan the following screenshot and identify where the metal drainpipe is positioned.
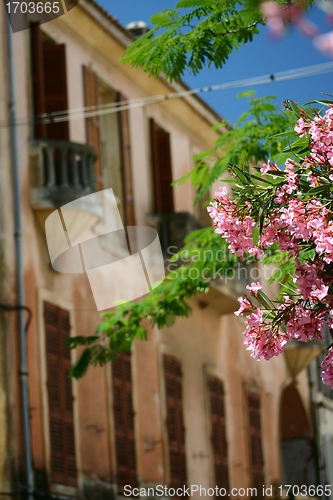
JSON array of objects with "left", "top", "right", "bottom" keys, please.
[{"left": 6, "top": 15, "right": 35, "bottom": 500}]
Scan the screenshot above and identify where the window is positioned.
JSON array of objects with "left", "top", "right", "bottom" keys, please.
[
  {"left": 207, "top": 376, "right": 229, "bottom": 492},
  {"left": 82, "top": 66, "right": 103, "bottom": 190},
  {"left": 150, "top": 119, "right": 174, "bottom": 214},
  {"left": 31, "top": 23, "right": 69, "bottom": 140},
  {"left": 163, "top": 354, "right": 187, "bottom": 489},
  {"left": 246, "top": 390, "right": 264, "bottom": 494},
  {"left": 117, "top": 91, "right": 136, "bottom": 226},
  {"left": 43, "top": 301, "right": 76, "bottom": 486},
  {"left": 83, "top": 69, "right": 135, "bottom": 225},
  {"left": 112, "top": 352, "right": 138, "bottom": 492}
]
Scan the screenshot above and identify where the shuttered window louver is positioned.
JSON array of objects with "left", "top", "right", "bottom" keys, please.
[
  {"left": 117, "top": 92, "right": 136, "bottom": 227},
  {"left": 42, "top": 44, "right": 69, "bottom": 140},
  {"left": 83, "top": 66, "right": 103, "bottom": 190},
  {"left": 163, "top": 354, "right": 187, "bottom": 489},
  {"left": 44, "top": 302, "right": 77, "bottom": 486},
  {"left": 207, "top": 376, "right": 229, "bottom": 493},
  {"left": 246, "top": 391, "right": 264, "bottom": 494},
  {"left": 150, "top": 119, "right": 174, "bottom": 214},
  {"left": 30, "top": 24, "right": 69, "bottom": 140},
  {"left": 30, "top": 22, "right": 46, "bottom": 139},
  {"left": 112, "top": 352, "right": 138, "bottom": 492}
]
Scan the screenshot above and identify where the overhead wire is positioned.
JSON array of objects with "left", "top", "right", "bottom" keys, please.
[{"left": 1, "top": 61, "right": 333, "bottom": 129}]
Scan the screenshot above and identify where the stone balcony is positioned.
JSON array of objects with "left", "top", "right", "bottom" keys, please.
[
  {"left": 29, "top": 139, "right": 97, "bottom": 211},
  {"left": 29, "top": 140, "right": 99, "bottom": 231}
]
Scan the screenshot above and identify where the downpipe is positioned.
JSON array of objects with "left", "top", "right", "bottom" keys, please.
[{"left": 6, "top": 14, "right": 35, "bottom": 500}]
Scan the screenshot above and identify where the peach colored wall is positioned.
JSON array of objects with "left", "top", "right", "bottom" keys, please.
[
  {"left": 2, "top": 1, "right": 312, "bottom": 496},
  {"left": 155, "top": 302, "right": 309, "bottom": 498},
  {"left": 9, "top": 13, "right": 222, "bottom": 491}
]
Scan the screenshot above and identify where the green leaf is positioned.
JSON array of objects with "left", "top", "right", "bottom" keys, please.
[
  {"left": 69, "top": 348, "right": 92, "bottom": 379},
  {"left": 150, "top": 12, "right": 175, "bottom": 26},
  {"left": 237, "top": 90, "right": 256, "bottom": 98},
  {"left": 176, "top": 0, "right": 216, "bottom": 7},
  {"left": 307, "top": 185, "right": 330, "bottom": 195},
  {"left": 256, "top": 290, "right": 275, "bottom": 310}
]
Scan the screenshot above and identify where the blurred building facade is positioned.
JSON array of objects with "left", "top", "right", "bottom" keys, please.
[{"left": 0, "top": 1, "right": 329, "bottom": 499}]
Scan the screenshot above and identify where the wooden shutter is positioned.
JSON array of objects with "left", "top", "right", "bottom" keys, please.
[
  {"left": 117, "top": 92, "right": 136, "bottom": 226},
  {"left": 30, "top": 23, "right": 46, "bottom": 139},
  {"left": 150, "top": 119, "right": 174, "bottom": 214},
  {"left": 83, "top": 66, "right": 103, "bottom": 190},
  {"left": 44, "top": 302, "right": 76, "bottom": 486},
  {"left": 112, "top": 352, "right": 138, "bottom": 492},
  {"left": 163, "top": 354, "right": 187, "bottom": 488},
  {"left": 246, "top": 391, "right": 264, "bottom": 492},
  {"left": 208, "top": 376, "right": 229, "bottom": 492},
  {"left": 42, "top": 44, "right": 69, "bottom": 140}
]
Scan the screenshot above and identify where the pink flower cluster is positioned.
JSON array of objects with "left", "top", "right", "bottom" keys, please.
[
  {"left": 208, "top": 106, "right": 333, "bottom": 385},
  {"left": 261, "top": 1, "right": 333, "bottom": 60},
  {"left": 285, "top": 306, "right": 326, "bottom": 342},
  {"left": 207, "top": 187, "right": 258, "bottom": 258},
  {"left": 243, "top": 307, "right": 288, "bottom": 361},
  {"left": 294, "top": 260, "right": 328, "bottom": 302}
]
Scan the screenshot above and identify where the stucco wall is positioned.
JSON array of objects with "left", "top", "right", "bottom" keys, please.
[{"left": 0, "top": 1, "right": 314, "bottom": 497}]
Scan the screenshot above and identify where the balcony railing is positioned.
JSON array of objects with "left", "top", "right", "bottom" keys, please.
[{"left": 30, "top": 140, "right": 97, "bottom": 211}]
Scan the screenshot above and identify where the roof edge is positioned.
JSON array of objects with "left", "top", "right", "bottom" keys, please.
[{"left": 80, "top": 0, "right": 227, "bottom": 128}]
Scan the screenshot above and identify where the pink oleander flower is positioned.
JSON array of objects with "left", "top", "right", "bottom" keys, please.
[
  {"left": 328, "top": 310, "right": 333, "bottom": 330},
  {"left": 261, "top": 160, "right": 278, "bottom": 174},
  {"left": 307, "top": 172, "right": 316, "bottom": 187},
  {"left": 243, "top": 308, "right": 288, "bottom": 360},
  {"left": 208, "top": 106, "right": 333, "bottom": 386},
  {"left": 293, "top": 260, "right": 329, "bottom": 302},
  {"left": 246, "top": 282, "right": 263, "bottom": 296},
  {"left": 321, "top": 348, "right": 333, "bottom": 389},
  {"left": 261, "top": 1, "right": 318, "bottom": 39},
  {"left": 313, "top": 31, "right": 333, "bottom": 58},
  {"left": 235, "top": 296, "right": 252, "bottom": 316},
  {"left": 261, "top": 1, "right": 286, "bottom": 38},
  {"left": 286, "top": 306, "right": 326, "bottom": 342},
  {"left": 295, "top": 117, "right": 308, "bottom": 137},
  {"left": 208, "top": 187, "right": 257, "bottom": 258}
]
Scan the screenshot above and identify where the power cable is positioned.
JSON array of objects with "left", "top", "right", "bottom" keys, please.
[{"left": 0, "top": 61, "right": 333, "bottom": 129}]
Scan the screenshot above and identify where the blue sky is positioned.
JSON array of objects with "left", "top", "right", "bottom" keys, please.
[{"left": 101, "top": 1, "right": 333, "bottom": 125}]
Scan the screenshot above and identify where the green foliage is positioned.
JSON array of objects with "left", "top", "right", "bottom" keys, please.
[
  {"left": 69, "top": 229, "right": 238, "bottom": 378},
  {"left": 228, "top": 99, "right": 320, "bottom": 225},
  {"left": 121, "top": 0, "right": 263, "bottom": 82},
  {"left": 230, "top": 99, "right": 330, "bottom": 304},
  {"left": 121, "top": 0, "right": 315, "bottom": 82},
  {"left": 69, "top": 92, "right": 297, "bottom": 379},
  {"left": 173, "top": 92, "right": 295, "bottom": 203},
  {"left": 69, "top": 0, "right": 320, "bottom": 376}
]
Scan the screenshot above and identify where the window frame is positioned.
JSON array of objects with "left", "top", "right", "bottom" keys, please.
[
  {"left": 244, "top": 386, "right": 265, "bottom": 495},
  {"left": 110, "top": 350, "right": 139, "bottom": 491},
  {"left": 203, "top": 365, "right": 230, "bottom": 492},
  {"left": 106, "top": 343, "right": 141, "bottom": 490},
  {"left": 158, "top": 345, "right": 187, "bottom": 488},
  {"left": 37, "top": 288, "right": 81, "bottom": 495}
]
